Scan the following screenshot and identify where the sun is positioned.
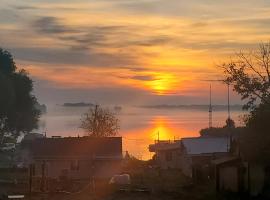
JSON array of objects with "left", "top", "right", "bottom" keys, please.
[{"left": 147, "top": 73, "right": 177, "bottom": 95}]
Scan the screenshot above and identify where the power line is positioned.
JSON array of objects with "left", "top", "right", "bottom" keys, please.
[{"left": 121, "top": 137, "right": 148, "bottom": 142}]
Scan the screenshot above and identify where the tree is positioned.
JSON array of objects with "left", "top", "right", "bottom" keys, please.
[
  {"left": 222, "top": 43, "right": 270, "bottom": 165},
  {"left": 80, "top": 105, "right": 120, "bottom": 137},
  {"left": 221, "top": 43, "right": 270, "bottom": 110},
  {"left": 0, "top": 48, "right": 40, "bottom": 142},
  {"left": 240, "top": 103, "right": 270, "bottom": 164},
  {"left": 224, "top": 117, "right": 235, "bottom": 129},
  {"left": 199, "top": 118, "right": 242, "bottom": 138}
]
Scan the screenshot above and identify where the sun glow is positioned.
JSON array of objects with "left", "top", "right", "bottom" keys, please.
[
  {"left": 150, "top": 117, "right": 174, "bottom": 140},
  {"left": 147, "top": 73, "right": 178, "bottom": 95}
]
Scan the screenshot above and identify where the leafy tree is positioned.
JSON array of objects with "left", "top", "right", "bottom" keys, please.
[
  {"left": 0, "top": 48, "right": 40, "bottom": 142},
  {"left": 221, "top": 43, "right": 270, "bottom": 110},
  {"left": 240, "top": 103, "right": 270, "bottom": 164},
  {"left": 224, "top": 117, "right": 235, "bottom": 129},
  {"left": 222, "top": 43, "right": 270, "bottom": 165},
  {"left": 199, "top": 118, "right": 243, "bottom": 138},
  {"left": 80, "top": 105, "right": 120, "bottom": 137}
]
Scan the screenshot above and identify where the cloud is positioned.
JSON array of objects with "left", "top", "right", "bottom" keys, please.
[
  {"left": 13, "top": 5, "right": 38, "bottom": 10},
  {"left": 1, "top": 0, "right": 270, "bottom": 106},
  {"left": 128, "top": 35, "right": 173, "bottom": 47},
  {"left": 116, "top": 74, "right": 159, "bottom": 81},
  {"left": 130, "top": 75, "right": 158, "bottom": 81},
  {"left": 9, "top": 47, "right": 138, "bottom": 67},
  {"left": 226, "top": 17, "right": 270, "bottom": 30},
  {"left": 33, "top": 16, "right": 77, "bottom": 34},
  {"left": 0, "top": 9, "right": 19, "bottom": 24}
]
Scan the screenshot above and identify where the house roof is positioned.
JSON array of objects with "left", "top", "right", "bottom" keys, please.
[
  {"left": 181, "top": 137, "right": 230, "bottom": 155},
  {"left": 212, "top": 156, "right": 240, "bottom": 165},
  {"left": 149, "top": 140, "right": 181, "bottom": 152},
  {"left": 32, "top": 136, "right": 122, "bottom": 159}
]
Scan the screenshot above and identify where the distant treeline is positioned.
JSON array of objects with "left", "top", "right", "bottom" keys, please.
[
  {"left": 63, "top": 102, "right": 94, "bottom": 107},
  {"left": 141, "top": 104, "right": 243, "bottom": 111}
]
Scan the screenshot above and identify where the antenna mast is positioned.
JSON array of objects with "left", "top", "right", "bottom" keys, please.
[
  {"left": 209, "top": 84, "right": 213, "bottom": 128},
  {"left": 227, "top": 83, "right": 231, "bottom": 119}
]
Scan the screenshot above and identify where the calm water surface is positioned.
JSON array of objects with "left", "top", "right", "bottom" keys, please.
[{"left": 38, "top": 105, "right": 246, "bottom": 160}]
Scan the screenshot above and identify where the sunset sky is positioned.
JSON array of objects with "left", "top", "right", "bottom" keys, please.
[{"left": 1, "top": 0, "right": 270, "bottom": 105}]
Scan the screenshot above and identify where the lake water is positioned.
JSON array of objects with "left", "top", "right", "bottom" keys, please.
[{"left": 38, "top": 105, "right": 246, "bottom": 160}]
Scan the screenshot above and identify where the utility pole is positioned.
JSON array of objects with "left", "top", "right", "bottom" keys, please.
[
  {"left": 209, "top": 84, "right": 213, "bottom": 128},
  {"left": 29, "top": 164, "right": 34, "bottom": 197},
  {"left": 227, "top": 83, "right": 231, "bottom": 120}
]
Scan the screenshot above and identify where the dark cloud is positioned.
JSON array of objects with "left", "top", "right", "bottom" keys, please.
[
  {"left": 33, "top": 16, "right": 133, "bottom": 50},
  {"left": 176, "top": 41, "right": 251, "bottom": 51},
  {"left": 32, "top": 16, "right": 174, "bottom": 51},
  {"left": 118, "top": 66, "right": 150, "bottom": 72},
  {"left": 13, "top": 5, "right": 38, "bottom": 10},
  {"left": 116, "top": 74, "right": 159, "bottom": 81},
  {"left": 130, "top": 75, "right": 158, "bottom": 81},
  {"left": 9, "top": 47, "right": 138, "bottom": 67},
  {"left": 57, "top": 26, "right": 126, "bottom": 50},
  {"left": 33, "top": 16, "right": 77, "bottom": 34}
]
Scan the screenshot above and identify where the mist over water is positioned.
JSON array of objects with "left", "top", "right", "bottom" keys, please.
[{"left": 37, "top": 105, "right": 246, "bottom": 160}]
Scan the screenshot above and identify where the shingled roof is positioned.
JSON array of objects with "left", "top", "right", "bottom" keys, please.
[{"left": 32, "top": 137, "right": 122, "bottom": 159}]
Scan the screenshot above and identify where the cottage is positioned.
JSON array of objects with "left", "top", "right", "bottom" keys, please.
[
  {"left": 30, "top": 137, "right": 123, "bottom": 180},
  {"left": 149, "top": 137, "right": 231, "bottom": 179},
  {"left": 149, "top": 140, "right": 182, "bottom": 169},
  {"left": 213, "top": 156, "right": 246, "bottom": 193},
  {"left": 213, "top": 156, "right": 266, "bottom": 196},
  {"left": 180, "top": 137, "right": 231, "bottom": 178}
]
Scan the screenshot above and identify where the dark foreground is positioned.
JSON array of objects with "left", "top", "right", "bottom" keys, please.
[{"left": 0, "top": 160, "right": 269, "bottom": 200}]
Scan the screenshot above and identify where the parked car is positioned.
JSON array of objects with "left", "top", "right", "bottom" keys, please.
[{"left": 109, "top": 174, "right": 131, "bottom": 185}]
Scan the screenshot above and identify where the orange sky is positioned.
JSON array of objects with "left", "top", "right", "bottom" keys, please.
[{"left": 1, "top": 0, "right": 270, "bottom": 104}]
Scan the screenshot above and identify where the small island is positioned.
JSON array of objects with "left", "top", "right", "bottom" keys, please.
[{"left": 63, "top": 102, "right": 94, "bottom": 107}]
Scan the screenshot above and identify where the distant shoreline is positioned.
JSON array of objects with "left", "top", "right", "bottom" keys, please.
[
  {"left": 62, "top": 102, "right": 94, "bottom": 107},
  {"left": 140, "top": 104, "right": 244, "bottom": 111}
]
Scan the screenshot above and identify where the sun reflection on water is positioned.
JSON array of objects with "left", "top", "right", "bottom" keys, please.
[{"left": 122, "top": 116, "right": 198, "bottom": 160}]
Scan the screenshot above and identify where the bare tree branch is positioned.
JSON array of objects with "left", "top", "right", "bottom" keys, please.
[
  {"left": 221, "top": 43, "right": 270, "bottom": 110},
  {"left": 80, "top": 105, "right": 120, "bottom": 137}
]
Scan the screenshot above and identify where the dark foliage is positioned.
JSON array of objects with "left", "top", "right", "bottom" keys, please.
[
  {"left": 221, "top": 43, "right": 270, "bottom": 110},
  {"left": 240, "top": 103, "right": 270, "bottom": 164},
  {"left": 225, "top": 118, "right": 235, "bottom": 129},
  {"left": 0, "top": 48, "right": 40, "bottom": 141},
  {"left": 221, "top": 43, "right": 270, "bottom": 165},
  {"left": 200, "top": 118, "right": 245, "bottom": 138},
  {"left": 200, "top": 126, "right": 245, "bottom": 138}
]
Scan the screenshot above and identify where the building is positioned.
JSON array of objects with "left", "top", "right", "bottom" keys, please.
[
  {"left": 180, "top": 137, "right": 231, "bottom": 178},
  {"left": 149, "top": 137, "right": 231, "bottom": 178},
  {"left": 213, "top": 156, "right": 266, "bottom": 196},
  {"left": 149, "top": 140, "right": 182, "bottom": 169},
  {"left": 213, "top": 156, "right": 246, "bottom": 193},
  {"left": 30, "top": 136, "right": 123, "bottom": 180}
]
